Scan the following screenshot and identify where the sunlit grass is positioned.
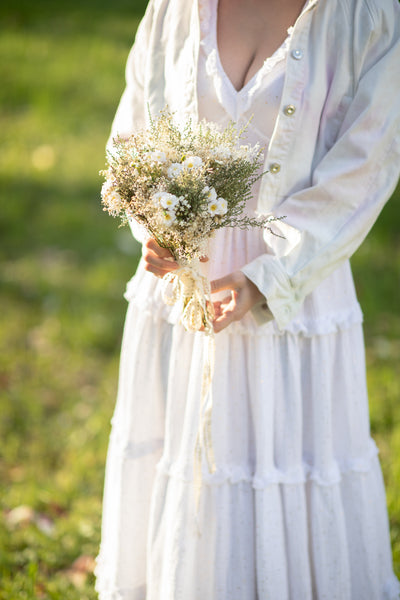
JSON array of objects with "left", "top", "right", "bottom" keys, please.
[{"left": 0, "top": 0, "right": 399, "bottom": 597}]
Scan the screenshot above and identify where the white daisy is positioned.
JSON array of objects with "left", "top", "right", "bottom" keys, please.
[
  {"left": 202, "top": 186, "right": 217, "bottom": 202},
  {"left": 167, "top": 163, "right": 184, "bottom": 178},
  {"left": 183, "top": 155, "right": 203, "bottom": 170},
  {"left": 161, "top": 210, "right": 176, "bottom": 226},
  {"left": 207, "top": 200, "right": 219, "bottom": 216},
  {"left": 148, "top": 150, "right": 167, "bottom": 163},
  {"left": 216, "top": 197, "right": 228, "bottom": 215},
  {"left": 152, "top": 190, "right": 167, "bottom": 205},
  {"left": 160, "top": 193, "right": 179, "bottom": 209}
]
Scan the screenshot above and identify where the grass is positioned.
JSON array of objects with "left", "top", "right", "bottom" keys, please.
[{"left": 0, "top": 0, "right": 399, "bottom": 597}]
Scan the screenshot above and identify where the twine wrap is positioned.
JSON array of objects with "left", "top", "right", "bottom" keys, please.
[{"left": 161, "top": 265, "right": 216, "bottom": 532}]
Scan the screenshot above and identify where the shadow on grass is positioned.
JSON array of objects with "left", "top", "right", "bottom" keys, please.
[
  {"left": 1, "top": 174, "right": 140, "bottom": 261},
  {"left": 0, "top": 0, "right": 149, "bottom": 30}
]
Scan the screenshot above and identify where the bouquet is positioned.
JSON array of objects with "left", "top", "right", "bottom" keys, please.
[{"left": 101, "top": 110, "right": 282, "bottom": 333}]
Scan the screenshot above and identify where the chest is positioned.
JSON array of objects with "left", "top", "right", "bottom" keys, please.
[{"left": 216, "top": 0, "right": 308, "bottom": 90}]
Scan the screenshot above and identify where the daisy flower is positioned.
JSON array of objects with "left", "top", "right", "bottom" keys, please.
[
  {"left": 167, "top": 163, "right": 184, "bottom": 178},
  {"left": 160, "top": 193, "right": 179, "bottom": 209},
  {"left": 203, "top": 186, "right": 217, "bottom": 202},
  {"left": 148, "top": 150, "right": 167, "bottom": 163},
  {"left": 207, "top": 200, "right": 220, "bottom": 216},
  {"left": 183, "top": 155, "right": 203, "bottom": 170},
  {"left": 216, "top": 197, "right": 228, "bottom": 215},
  {"left": 161, "top": 210, "right": 176, "bottom": 226}
]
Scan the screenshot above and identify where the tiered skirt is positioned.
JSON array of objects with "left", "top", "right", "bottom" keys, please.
[{"left": 95, "top": 275, "right": 399, "bottom": 599}]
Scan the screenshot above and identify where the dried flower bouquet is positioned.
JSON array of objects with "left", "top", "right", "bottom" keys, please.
[{"left": 101, "top": 110, "right": 282, "bottom": 332}]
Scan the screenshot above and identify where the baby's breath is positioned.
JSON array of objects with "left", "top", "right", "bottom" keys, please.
[{"left": 100, "top": 109, "right": 283, "bottom": 263}]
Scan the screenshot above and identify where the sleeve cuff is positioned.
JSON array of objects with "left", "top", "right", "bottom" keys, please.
[
  {"left": 248, "top": 298, "right": 274, "bottom": 326},
  {"left": 241, "top": 254, "right": 302, "bottom": 330}
]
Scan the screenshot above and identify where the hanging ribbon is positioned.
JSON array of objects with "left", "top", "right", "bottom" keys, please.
[
  {"left": 162, "top": 265, "right": 216, "bottom": 533},
  {"left": 162, "top": 265, "right": 214, "bottom": 334}
]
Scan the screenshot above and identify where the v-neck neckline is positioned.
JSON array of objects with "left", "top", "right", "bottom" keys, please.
[{"left": 212, "top": 0, "right": 312, "bottom": 95}]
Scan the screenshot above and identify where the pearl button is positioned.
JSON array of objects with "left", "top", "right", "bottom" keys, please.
[
  {"left": 270, "top": 163, "right": 281, "bottom": 174},
  {"left": 291, "top": 49, "right": 303, "bottom": 60},
  {"left": 284, "top": 104, "right": 296, "bottom": 116}
]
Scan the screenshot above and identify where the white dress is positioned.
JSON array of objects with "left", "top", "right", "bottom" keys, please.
[{"left": 95, "top": 1, "right": 399, "bottom": 598}]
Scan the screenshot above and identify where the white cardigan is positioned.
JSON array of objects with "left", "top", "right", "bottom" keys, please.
[{"left": 110, "top": 0, "right": 400, "bottom": 329}]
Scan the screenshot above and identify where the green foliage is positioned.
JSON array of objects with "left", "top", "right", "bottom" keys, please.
[
  {"left": 0, "top": 1, "right": 399, "bottom": 598},
  {"left": 0, "top": 0, "right": 145, "bottom": 597}
]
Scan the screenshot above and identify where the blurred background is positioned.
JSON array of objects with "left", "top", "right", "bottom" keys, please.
[{"left": 0, "top": 0, "right": 399, "bottom": 597}]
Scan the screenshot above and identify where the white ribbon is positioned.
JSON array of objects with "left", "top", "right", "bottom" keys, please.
[
  {"left": 162, "top": 265, "right": 214, "bottom": 334},
  {"left": 162, "top": 265, "right": 216, "bottom": 532}
]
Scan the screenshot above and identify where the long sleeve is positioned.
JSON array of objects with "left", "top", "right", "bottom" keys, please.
[
  {"left": 242, "top": 0, "right": 400, "bottom": 329},
  {"left": 107, "top": 1, "right": 156, "bottom": 243},
  {"left": 107, "top": 1, "right": 156, "bottom": 146}
]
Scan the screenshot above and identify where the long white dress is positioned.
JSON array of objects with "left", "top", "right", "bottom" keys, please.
[{"left": 95, "top": 1, "right": 400, "bottom": 598}]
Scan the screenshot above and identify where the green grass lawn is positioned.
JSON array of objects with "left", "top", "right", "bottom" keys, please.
[{"left": 0, "top": 1, "right": 399, "bottom": 597}]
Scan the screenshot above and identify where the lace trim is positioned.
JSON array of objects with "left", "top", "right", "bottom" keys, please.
[
  {"left": 198, "top": 0, "right": 211, "bottom": 38},
  {"left": 124, "top": 281, "right": 364, "bottom": 337},
  {"left": 155, "top": 439, "right": 379, "bottom": 488}
]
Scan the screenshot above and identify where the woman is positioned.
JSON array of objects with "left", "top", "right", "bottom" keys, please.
[{"left": 95, "top": 0, "right": 400, "bottom": 598}]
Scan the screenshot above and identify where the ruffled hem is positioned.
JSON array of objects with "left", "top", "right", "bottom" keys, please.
[
  {"left": 154, "top": 438, "right": 379, "bottom": 487},
  {"left": 124, "top": 274, "right": 364, "bottom": 336},
  {"left": 93, "top": 575, "right": 400, "bottom": 600},
  {"left": 107, "top": 418, "right": 380, "bottom": 488}
]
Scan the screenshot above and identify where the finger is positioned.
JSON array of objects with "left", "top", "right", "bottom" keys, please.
[
  {"left": 214, "top": 301, "right": 249, "bottom": 332},
  {"left": 144, "top": 238, "right": 174, "bottom": 259},
  {"left": 212, "top": 301, "right": 223, "bottom": 319},
  {"left": 143, "top": 243, "right": 178, "bottom": 266},
  {"left": 213, "top": 310, "right": 236, "bottom": 333},
  {"left": 213, "top": 290, "right": 251, "bottom": 332},
  {"left": 218, "top": 294, "right": 234, "bottom": 307},
  {"left": 144, "top": 253, "right": 178, "bottom": 272},
  {"left": 143, "top": 251, "right": 178, "bottom": 277},
  {"left": 142, "top": 249, "right": 179, "bottom": 271},
  {"left": 144, "top": 262, "right": 176, "bottom": 278}
]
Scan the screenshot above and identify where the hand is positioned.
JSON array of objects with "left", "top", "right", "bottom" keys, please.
[
  {"left": 142, "top": 238, "right": 179, "bottom": 278},
  {"left": 211, "top": 271, "right": 264, "bottom": 333},
  {"left": 142, "top": 238, "right": 209, "bottom": 278}
]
